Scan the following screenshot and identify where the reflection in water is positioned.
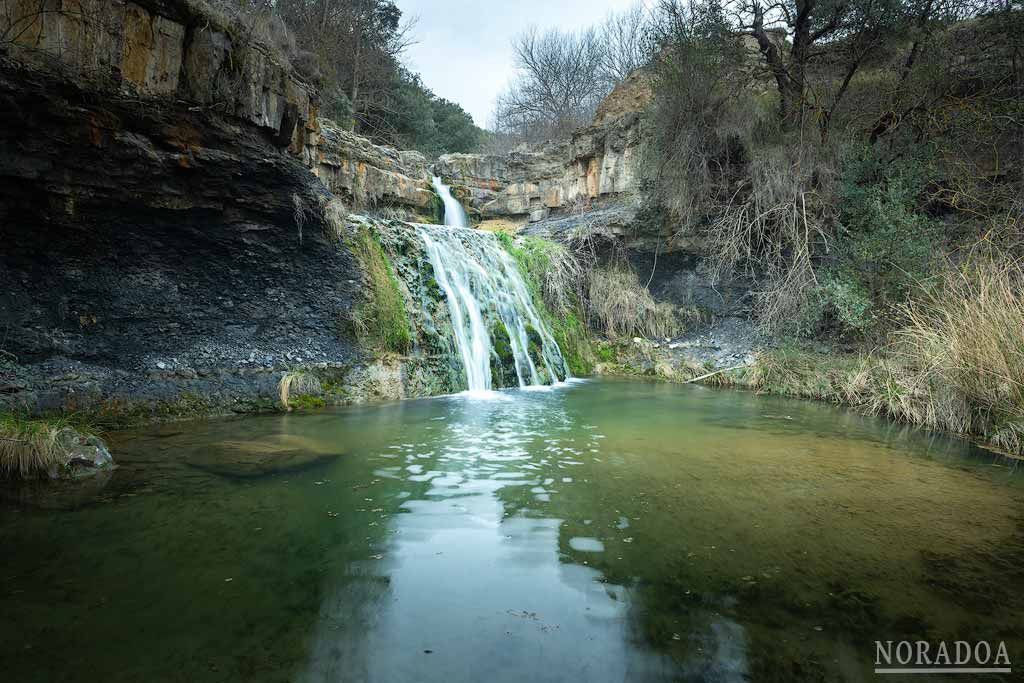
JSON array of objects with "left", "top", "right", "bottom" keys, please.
[
  {"left": 2, "top": 379, "right": 1023, "bottom": 682},
  {"left": 301, "top": 389, "right": 678, "bottom": 681}
]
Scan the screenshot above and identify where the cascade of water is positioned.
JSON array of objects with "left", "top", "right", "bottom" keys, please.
[
  {"left": 417, "top": 222, "right": 571, "bottom": 393},
  {"left": 431, "top": 175, "right": 470, "bottom": 228}
]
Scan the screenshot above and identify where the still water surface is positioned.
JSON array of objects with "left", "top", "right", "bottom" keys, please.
[{"left": 2, "top": 379, "right": 1023, "bottom": 681}]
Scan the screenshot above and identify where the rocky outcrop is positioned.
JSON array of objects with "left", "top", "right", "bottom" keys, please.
[
  {"left": 2, "top": 0, "right": 435, "bottom": 213},
  {"left": 0, "top": 0, "right": 439, "bottom": 419},
  {"left": 0, "top": 49, "right": 360, "bottom": 413},
  {"left": 436, "top": 69, "right": 651, "bottom": 223},
  {"left": 313, "top": 118, "right": 435, "bottom": 213},
  {"left": 50, "top": 427, "right": 116, "bottom": 479},
  {"left": 3, "top": 0, "right": 318, "bottom": 153}
]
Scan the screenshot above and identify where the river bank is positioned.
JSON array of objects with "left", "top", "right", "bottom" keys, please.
[{"left": 597, "top": 321, "right": 1024, "bottom": 460}]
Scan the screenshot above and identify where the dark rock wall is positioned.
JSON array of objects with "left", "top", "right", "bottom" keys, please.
[{"left": 0, "top": 58, "right": 359, "bottom": 414}]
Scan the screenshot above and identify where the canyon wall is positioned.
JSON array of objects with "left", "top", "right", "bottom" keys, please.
[
  {"left": 435, "top": 69, "right": 652, "bottom": 222},
  {"left": 0, "top": 0, "right": 437, "bottom": 417}
]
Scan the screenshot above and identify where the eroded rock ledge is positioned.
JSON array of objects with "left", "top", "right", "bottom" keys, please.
[{"left": 435, "top": 70, "right": 651, "bottom": 222}]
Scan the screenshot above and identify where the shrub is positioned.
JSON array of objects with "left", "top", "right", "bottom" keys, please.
[
  {"left": 834, "top": 151, "right": 940, "bottom": 315},
  {"left": 798, "top": 272, "right": 877, "bottom": 338},
  {"left": 791, "top": 150, "right": 942, "bottom": 339}
]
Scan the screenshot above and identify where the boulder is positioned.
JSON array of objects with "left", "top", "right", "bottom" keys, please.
[{"left": 51, "top": 427, "right": 115, "bottom": 479}]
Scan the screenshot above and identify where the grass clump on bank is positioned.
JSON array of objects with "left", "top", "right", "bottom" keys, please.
[
  {"left": 343, "top": 225, "right": 413, "bottom": 355},
  {"left": 278, "top": 371, "right": 324, "bottom": 412},
  {"left": 877, "top": 257, "right": 1024, "bottom": 454},
  {"left": 697, "top": 258, "right": 1024, "bottom": 455},
  {"left": 0, "top": 414, "right": 100, "bottom": 479}
]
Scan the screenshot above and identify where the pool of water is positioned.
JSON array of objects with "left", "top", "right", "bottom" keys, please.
[{"left": 2, "top": 379, "right": 1023, "bottom": 681}]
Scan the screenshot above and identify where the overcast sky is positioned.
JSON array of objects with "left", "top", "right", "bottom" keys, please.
[{"left": 398, "top": 0, "right": 640, "bottom": 128}]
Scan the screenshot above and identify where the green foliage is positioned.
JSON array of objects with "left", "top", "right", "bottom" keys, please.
[
  {"left": 798, "top": 273, "right": 877, "bottom": 338},
  {"left": 839, "top": 150, "right": 939, "bottom": 296},
  {"left": 595, "top": 343, "right": 618, "bottom": 364},
  {"left": 384, "top": 70, "right": 483, "bottom": 155},
  {"left": 343, "top": 226, "right": 413, "bottom": 355},
  {"left": 322, "top": 87, "right": 353, "bottom": 128},
  {"left": 797, "top": 149, "right": 941, "bottom": 338}
]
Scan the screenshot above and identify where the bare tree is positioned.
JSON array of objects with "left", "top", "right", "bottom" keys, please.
[
  {"left": 493, "top": 26, "right": 609, "bottom": 144},
  {"left": 276, "top": 0, "right": 415, "bottom": 133},
  {"left": 598, "top": 2, "right": 658, "bottom": 85}
]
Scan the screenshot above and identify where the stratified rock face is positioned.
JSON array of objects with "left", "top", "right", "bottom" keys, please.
[
  {"left": 0, "top": 0, "right": 372, "bottom": 416},
  {"left": 314, "top": 118, "right": 434, "bottom": 212},
  {"left": 3, "top": 0, "right": 317, "bottom": 153},
  {"left": 1, "top": 0, "right": 434, "bottom": 215},
  {"left": 436, "top": 69, "right": 651, "bottom": 222},
  {"left": 0, "top": 53, "right": 361, "bottom": 413}
]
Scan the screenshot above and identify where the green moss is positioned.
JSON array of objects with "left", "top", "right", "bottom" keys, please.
[
  {"left": 342, "top": 225, "right": 413, "bottom": 355},
  {"left": 429, "top": 191, "right": 445, "bottom": 225},
  {"left": 550, "top": 312, "right": 594, "bottom": 376},
  {"left": 287, "top": 395, "right": 327, "bottom": 411},
  {"left": 489, "top": 320, "right": 517, "bottom": 388}
]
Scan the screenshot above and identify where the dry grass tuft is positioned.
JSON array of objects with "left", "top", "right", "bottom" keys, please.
[
  {"left": 278, "top": 372, "right": 323, "bottom": 411},
  {"left": 0, "top": 417, "right": 64, "bottom": 479},
  {"left": 587, "top": 264, "right": 682, "bottom": 340},
  {"left": 0, "top": 415, "right": 102, "bottom": 479},
  {"left": 734, "top": 257, "right": 1024, "bottom": 455},
  {"left": 879, "top": 257, "right": 1024, "bottom": 453}
]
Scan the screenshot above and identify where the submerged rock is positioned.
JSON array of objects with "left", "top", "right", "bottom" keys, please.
[{"left": 51, "top": 427, "right": 115, "bottom": 480}]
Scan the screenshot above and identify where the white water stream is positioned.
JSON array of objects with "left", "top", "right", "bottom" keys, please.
[{"left": 420, "top": 178, "right": 569, "bottom": 392}]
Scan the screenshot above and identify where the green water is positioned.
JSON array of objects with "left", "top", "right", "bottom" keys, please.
[{"left": 2, "top": 379, "right": 1023, "bottom": 682}]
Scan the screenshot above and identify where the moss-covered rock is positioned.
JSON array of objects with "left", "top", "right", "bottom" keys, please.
[{"left": 489, "top": 320, "right": 517, "bottom": 388}]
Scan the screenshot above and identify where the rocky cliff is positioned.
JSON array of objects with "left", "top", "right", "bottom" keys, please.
[
  {"left": 0, "top": 0, "right": 437, "bottom": 418},
  {"left": 435, "top": 69, "right": 651, "bottom": 223},
  {"left": 313, "top": 118, "right": 435, "bottom": 214}
]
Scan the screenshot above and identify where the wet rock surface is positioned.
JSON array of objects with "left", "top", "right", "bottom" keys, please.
[{"left": 53, "top": 427, "right": 116, "bottom": 479}]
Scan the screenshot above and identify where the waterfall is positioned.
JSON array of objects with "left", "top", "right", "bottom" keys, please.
[
  {"left": 431, "top": 175, "right": 470, "bottom": 228},
  {"left": 418, "top": 226, "right": 570, "bottom": 393},
  {"left": 416, "top": 177, "right": 569, "bottom": 392}
]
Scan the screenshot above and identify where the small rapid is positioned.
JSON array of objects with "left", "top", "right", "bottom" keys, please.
[{"left": 431, "top": 175, "right": 470, "bottom": 228}]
